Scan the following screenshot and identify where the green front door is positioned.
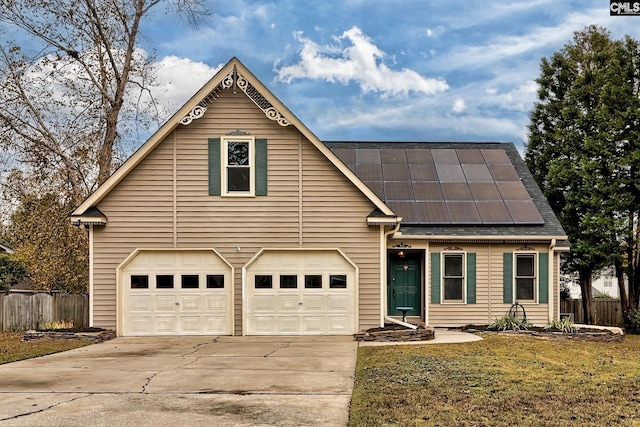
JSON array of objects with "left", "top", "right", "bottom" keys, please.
[{"left": 388, "top": 253, "right": 421, "bottom": 316}]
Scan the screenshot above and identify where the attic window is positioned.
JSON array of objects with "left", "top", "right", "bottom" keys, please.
[
  {"left": 225, "top": 139, "right": 252, "bottom": 194},
  {"left": 208, "top": 137, "right": 267, "bottom": 196}
]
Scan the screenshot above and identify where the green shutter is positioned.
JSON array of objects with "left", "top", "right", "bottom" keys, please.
[
  {"left": 431, "top": 252, "right": 441, "bottom": 304},
  {"left": 208, "top": 138, "right": 221, "bottom": 196},
  {"left": 467, "top": 253, "right": 476, "bottom": 304},
  {"left": 255, "top": 138, "right": 268, "bottom": 196},
  {"left": 503, "top": 253, "right": 513, "bottom": 304},
  {"left": 538, "top": 252, "right": 549, "bottom": 303}
]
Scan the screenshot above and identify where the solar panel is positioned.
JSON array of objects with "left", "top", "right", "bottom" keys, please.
[
  {"left": 415, "top": 202, "right": 450, "bottom": 223},
  {"left": 432, "top": 149, "right": 460, "bottom": 164},
  {"left": 356, "top": 149, "right": 380, "bottom": 164},
  {"left": 440, "top": 183, "right": 472, "bottom": 200},
  {"left": 436, "top": 164, "right": 466, "bottom": 182},
  {"left": 407, "top": 149, "right": 434, "bottom": 164},
  {"left": 468, "top": 182, "right": 502, "bottom": 201},
  {"left": 381, "top": 149, "right": 408, "bottom": 164},
  {"left": 447, "top": 201, "right": 481, "bottom": 224},
  {"left": 413, "top": 182, "right": 444, "bottom": 200},
  {"left": 356, "top": 164, "right": 383, "bottom": 182},
  {"left": 409, "top": 164, "right": 438, "bottom": 181},
  {"left": 476, "top": 201, "right": 513, "bottom": 223},
  {"left": 456, "top": 149, "right": 485, "bottom": 164},
  {"left": 497, "top": 182, "right": 531, "bottom": 201},
  {"left": 327, "top": 144, "right": 547, "bottom": 226},
  {"left": 505, "top": 200, "right": 545, "bottom": 224},
  {"left": 384, "top": 181, "right": 414, "bottom": 201},
  {"left": 383, "top": 163, "right": 410, "bottom": 180},
  {"left": 489, "top": 164, "right": 520, "bottom": 181},
  {"left": 387, "top": 201, "right": 418, "bottom": 223},
  {"left": 462, "top": 164, "right": 493, "bottom": 182},
  {"left": 481, "top": 149, "right": 510, "bottom": 164}
]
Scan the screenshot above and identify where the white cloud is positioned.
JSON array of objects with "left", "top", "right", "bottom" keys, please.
[
  {"left": 150, "top": 55, "right": 222, "bottom": 113},
  {"left": 276, "top": 26, "right": 448, "bottom": 97},
  {"left": 452, "top": 97, "right": 466, "bottom": 113}
]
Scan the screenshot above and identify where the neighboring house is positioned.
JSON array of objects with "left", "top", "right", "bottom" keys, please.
[
  {"left": 0, "top": 243, "right": 14, "bottom": 255},
  {"left": 563, "top": 267, "right": 628, "bottom": 299},
  {"left": 71, "top": 58, "right": 569, "bottom": 337}
]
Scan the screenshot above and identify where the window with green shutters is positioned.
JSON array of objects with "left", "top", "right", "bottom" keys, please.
[
  {"left": 430, "top": 252, "right": 476, "bottom": 304},
  {"left": 208, "top": 137, "right": 267, "bottom": 196},
  {"left": 503, "top": 252, "right": 548, "bottom": 304}
]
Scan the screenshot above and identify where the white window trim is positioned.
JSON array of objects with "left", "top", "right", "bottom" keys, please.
[
  {"left": 221, "top": 136, "right": 255, "bottom": 197},
  {"left": 513, "top": 252, "right": 538, "bottom": 304},
  {"left": 441, "top": 252, "right": 467, "bottom": 304}
]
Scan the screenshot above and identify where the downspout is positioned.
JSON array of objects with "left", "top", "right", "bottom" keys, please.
[
  {"left": 549, "top": 239, "right": 556, "bottom": 322},
  {"left": 382, "top": 222, "right": 418, "bottom": 330}
]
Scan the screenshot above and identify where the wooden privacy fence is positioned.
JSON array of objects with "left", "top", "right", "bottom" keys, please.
[
  {"left": 0, "top": 293, "right": 89, "bottom": 331},
  {"left": 560, "top": 299, "right": 625, "bottom": 327}
]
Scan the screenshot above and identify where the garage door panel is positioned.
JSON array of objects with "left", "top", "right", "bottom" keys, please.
[
  {"left": 246, "top": 250, "right": 356, "bottom": 335},
  {"left": 301, "top": 295, "right": 324, "bottom": 311},
  {"left": 180, "top": 295, "right": 201, "bottom": 311},
  {"left": 127, "top": 318, "right": 152, "bottom": 335},
  {"left": 204, "top": 295, "right": 227, "bottom": 310},
  {"left": 327, "top": 295, "right": 352, "bottom": 311},
  {"left": 121, "top": 250, "right": 233, "bottom": 336},
  {"left": 278, "top": 317, "right": 301, "bottom": 333},
  {"left": 154, "top": 296, "right": 178, "bottom": 312},
  {"left": 155, "top": 316, "right": 178, "bottom": 334},
  {"left": 277, "top": 295, "right": 300, "bottom": 311},
  {"left": 129, "top": 296, "right": 152, "bottom": 312},
  {"left": 253, "top": 295, "right": 276, "bottom": 311}
]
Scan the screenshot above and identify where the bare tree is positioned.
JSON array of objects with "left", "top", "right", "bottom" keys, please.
[{"left": 0, "top": 0, "right": 208, "bottom": 205}]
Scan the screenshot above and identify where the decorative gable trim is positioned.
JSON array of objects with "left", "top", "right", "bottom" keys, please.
[{"left": 180, "top": 65, "right": 290, "bottom": 127}]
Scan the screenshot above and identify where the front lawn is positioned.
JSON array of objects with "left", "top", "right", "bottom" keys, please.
[
  {"left": 350, "top": 333, "right": 640, "bottom": 427},
  {"left": 0, "top": 332, "right": 91, "bottom": 364}
]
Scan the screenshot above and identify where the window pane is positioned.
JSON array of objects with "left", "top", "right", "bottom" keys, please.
[
  {"left": 131, "top": 275, "right": 149, "bottom": 289},
  {"left": 444, "top": 278, "right": 463, "bottom": 300},
  {"left": 227, "top": 167, "right": 250, "bottom": 191},
  {"left": 280, "top": 275, "right": 297, "bottom": 289},
  {"left": 444, "top": 255, "right": 463, "bottom": 276},
  {"left": 227, "top": 141, "right": 249, "bottom": 165},
  {"left": 330, "top": 275, "right": 347, "bottom": 289},
  {"left": 206, "top": 275, "right": 224, "bottom": 289},
  {"left": 181, "top": 275, "right": 199, "bottom": 289},
  {"left": 516, "top": 278, "right": 535, "bottom": 300},
  {"left": 156, "top": 275, "right": 174, "bottom": 289},
  {"left": 305, "top": 275, "right": 322, "bottom": 289},
  {"left": 255, "top": 275, "right": 272, "bottom": 289},
  {"left": 516, "top": 255, "right": 535, "bottom": 276}
]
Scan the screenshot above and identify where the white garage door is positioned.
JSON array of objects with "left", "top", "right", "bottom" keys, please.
[
  {"left": 245, "top": 249, "right": 357, "bottom": 335},
  {"left": 120, "top": 250, "right": 233, "bottom": 336}
]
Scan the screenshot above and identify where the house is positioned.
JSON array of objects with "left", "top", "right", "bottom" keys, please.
[
  {"left": 563, "top": 266, "right": 627, "bottom": 299},
  {"left": 71, "top": 58, "right": 569, "bottom": 336}
]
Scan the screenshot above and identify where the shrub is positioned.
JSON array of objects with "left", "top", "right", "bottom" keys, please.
[
  {"left": 546, "top": 317, "right": 577, "bottom": 333},
  {"left": 0, "top": 254, "right": 26, "bottom": 291},
  {"left": 625, "top": 309, "right": 640, "bottom": 334},
  {"left": 488, "top": 314, "right": 531, "bottom": 331}
]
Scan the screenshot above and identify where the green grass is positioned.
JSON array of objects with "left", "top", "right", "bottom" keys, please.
[
  {"left": 349, "top": 333, "right": 640, "bottom": 427},
  {"left": 0, "top": 332, "right": 91, "bottom": 364}
]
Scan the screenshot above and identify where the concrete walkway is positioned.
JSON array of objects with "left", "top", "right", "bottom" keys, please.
[{"left": 0, "top": 336, "right": 357, "bottom": 427}]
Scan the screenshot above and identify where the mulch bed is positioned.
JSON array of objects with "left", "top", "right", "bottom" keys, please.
[
  {"left": 354, "top": 324, "right": 435, "bottom": 342},
  {"left": 462, "top": 325, "right": 625, "bottom": 342}
]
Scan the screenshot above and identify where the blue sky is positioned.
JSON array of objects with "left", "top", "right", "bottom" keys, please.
[{"left": 135, "top": 1, "right": 640, "bottom": 150}]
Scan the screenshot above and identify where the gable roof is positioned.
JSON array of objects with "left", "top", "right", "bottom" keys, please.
[
  {"left": 326, "top": 142, "right": 567, "bottom": 239},
  {"left": 71, "top": 58, "right": 395, "bottom": 220}
]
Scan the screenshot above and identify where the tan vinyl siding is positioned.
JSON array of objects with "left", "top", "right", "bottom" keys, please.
[
  {"left": 427, "top": 243, "right": 554, "bottom": 327},
  {"left": 92, "top": 88, "right": 381, "bottom": 333}
]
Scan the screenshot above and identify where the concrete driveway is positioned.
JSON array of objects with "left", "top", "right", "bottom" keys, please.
[{"left": 0, "top": 336, "right": 357, "bottom": 427}]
